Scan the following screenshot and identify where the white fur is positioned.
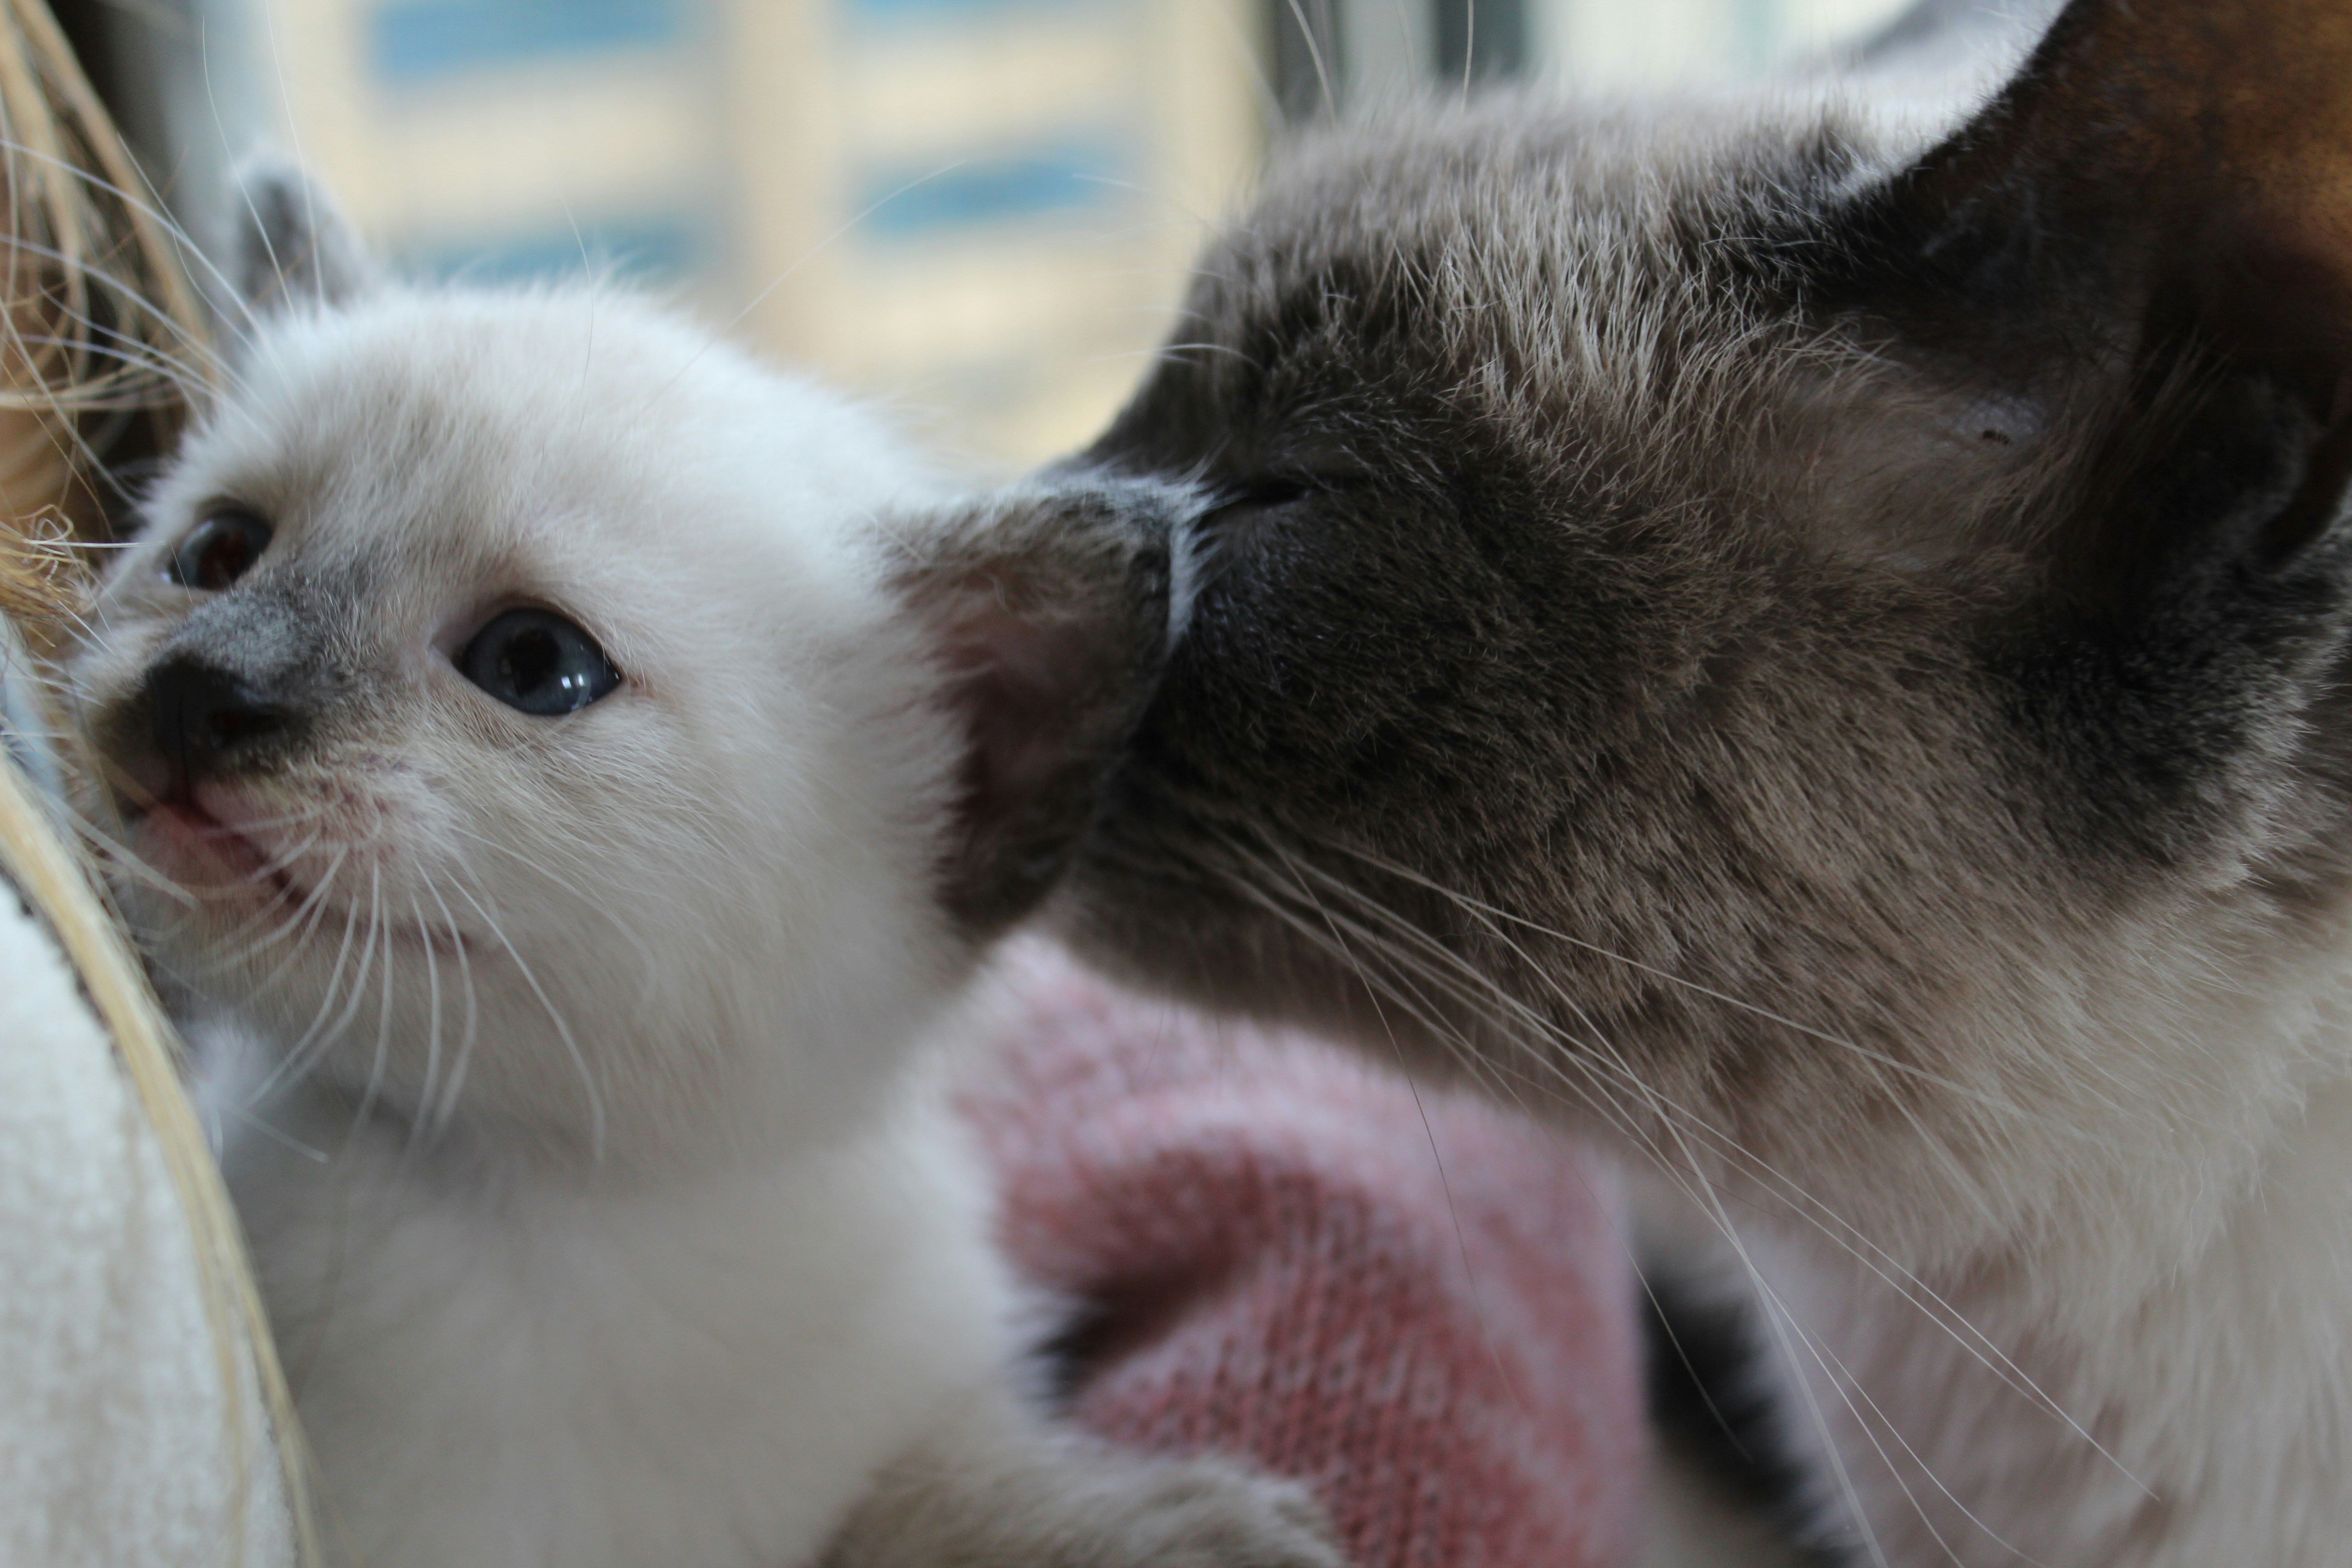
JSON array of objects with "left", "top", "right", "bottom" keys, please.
[
  {"left": 1637, "top": 842, "right": 2352, "bottom": 1564},
  {"left": 76, "top": 281, "right": 1335, "bottom": 1568},
  {"left": 1759, "top": 939, "right": 2352, "bottom": 1566},
  {"left": 217, "top": 1041, "right": 1011, "bottom": 1568},
  {"left": 113, "top": 286, "right": 988, "bottom": 1568}
]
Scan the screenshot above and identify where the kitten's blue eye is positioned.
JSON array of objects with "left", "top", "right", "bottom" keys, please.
[
  {"left": 167, "top": 508, "right": 273, "bottom": 591},
  {"left": 457, "top": 608, "right": 621, "bottom": 716}
]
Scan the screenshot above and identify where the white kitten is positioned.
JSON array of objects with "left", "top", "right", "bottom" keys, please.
[{"left": 71, "top": 167, "right": 1337, "bottom": 1568}]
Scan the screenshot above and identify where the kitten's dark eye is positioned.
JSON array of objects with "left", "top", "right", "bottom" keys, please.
[
  {"left": 457, "top": 609, "right": 622, "bottom": 716},
  {"left": 167, "top": 509, "right": 273, "bottom": 590}
]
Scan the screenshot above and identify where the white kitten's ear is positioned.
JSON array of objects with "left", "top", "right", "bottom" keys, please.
[
  {"left": 893, "top": 478, "right": 1190, "bottom": 936},
  {"left": 227, "top": 155, "right": 377, "bottom": 313}
]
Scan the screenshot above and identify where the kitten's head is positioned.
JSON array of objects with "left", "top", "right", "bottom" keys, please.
[
  {"left": 1057, "top": 0, "right": 2352, "bottom": 1245},
  {"left": 76, "top": 169, "right": 1178, "bottom": 1164}
]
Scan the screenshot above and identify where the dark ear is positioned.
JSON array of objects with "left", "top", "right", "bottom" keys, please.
[
  {"left": 227, "top": 155, "right": 377, "bottom": 314},
  {"left": 892, "top": 477, "right": 1190, "bottom": 937},
  {"left": 1885, "top": 0, "right": 2352, "bottom": 360},
  {"left": 1843, "top": 0, "right": 2352, "bottom": 582}
]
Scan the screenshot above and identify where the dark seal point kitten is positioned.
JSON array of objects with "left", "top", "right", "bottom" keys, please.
[{"left": 1048, "top": 0, "right": 2352, "bottom": 1562}]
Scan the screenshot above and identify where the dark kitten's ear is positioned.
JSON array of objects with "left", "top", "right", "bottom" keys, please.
[
  {"left": 1845, "top": 0, "right": 2352, "bottom": 582},
  {"left": 227, "top": 155, "right": 377, "bottom": 314},
  {"left": 892, "top": 477, "right": 1189, "bottom": 936},
  {"left": 1882, "top": 0, "right": 2352, "bottom": 365}
]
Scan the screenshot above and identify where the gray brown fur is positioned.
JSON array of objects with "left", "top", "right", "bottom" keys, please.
[
  {"left": 1062, "top": 83, "right": 2352, "bottom": 1223},
  {"left": 1047, "top": 1, "right": 2352, "bottom": 1559}
]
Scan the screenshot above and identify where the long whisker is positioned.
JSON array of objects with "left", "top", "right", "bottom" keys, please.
[
  {"left": 1280, "top": 842, "right": 2151, "bottom": 1469},
  {"left": 1804, "top": 1328, "right": 2058, "bottom": 1566},
  {"left": 1199, "top": 810, "right": 2161, "bottom": 1550},
  {"left": 254, "top": 863, "right": 378, "bottom": 1099},
  {"left": 1280, "top": 0, "right": 1338, "bottom": 119},
  {"left": 0, "top": 132, "right": 248, "bottom": 348},
  {"left": 421, "top": 873, "right": 478, "bottom": 1137},
  {"left": 1315, "top": 833, "right": 2110, "bottom": 1145},
  {"left": 62, "top": 809, "right": 199, "bottom": 904},
  {"left": 407, "top": 884, "right": 443, "bottom": 1151},
  {"left": 1211, "top": 832, "right": 1905, "bottom": 1557},
  {"left": 436, "top": 819, "right": 636, "bottom": 938},
  {"left": 353, "top": 867, "right": 397, "bottom": 1137},
  {"left": 1204, "top": 831, "right": 1903, "bottom": 1534},
  {"left": 657, "top": 159, "right": 980, "bottom": 405},
  {"left": 1403, "top": 896, "right": 1906, "bottom": 1563},
  {"left": 448, "top": 874, "right": 606, "bottom": 1159},
  {"left": 1259, "top": 836, "right": 1555, "bottom": 1422},
  {"left": 1278, "top": 847, "right": 2084, "bottom": 1406},
  {"left": 1263, "top": 832, "right": 2154, "bottom": 1503},
  {"left": 235, "top": 845, "right": 349, "bottom": 992},
  {"left": 187, "top": 818, "right": 340, "bottom": 956}
]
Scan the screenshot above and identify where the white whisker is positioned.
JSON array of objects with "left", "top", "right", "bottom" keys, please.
[
  {"left": 353, "top": 867, "right": 397, "bottom": 1137},
  {"left": 407, "top": 885, "right": 443, "bottom": 1150},
  {"left": 448, "top": 874, "right": 605, "bottom": 1160},
  {"left": 421, "top": 873, "right": 479, "bottom": 1137}
]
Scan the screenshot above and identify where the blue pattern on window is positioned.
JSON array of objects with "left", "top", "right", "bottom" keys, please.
[
  {"left": 403, "top": 215, "right": 704, "bottom": 284},
  {"left": 372, "top": 0, "right": 687, "bottom": 83},
  {"left": 849, "top": 0, "right": 1115, "bottom": 15},
  {"left": 856, "top": 144, "right": 1128, "bottom": 239}
]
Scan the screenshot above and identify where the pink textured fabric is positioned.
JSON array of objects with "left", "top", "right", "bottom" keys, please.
[{"left": 959, "top": 941, "right": 1650, "bottom": 1568}]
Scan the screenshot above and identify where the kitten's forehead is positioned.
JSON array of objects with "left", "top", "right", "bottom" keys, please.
[
  {"left": 120, "top": 284, "right": 926, "bottom": 712},
  {"left": 1228, "top": 98, "right": 1883, "bottom": 318},
  {"left": 1112, "top": 94, "right": 1918, "bottom": 490},
  {"left": 182, "top": 291, "right": 700, "bottom": 575}
]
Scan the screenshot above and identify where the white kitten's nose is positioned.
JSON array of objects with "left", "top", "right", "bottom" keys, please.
[{"left": 146, "top": 656, "right": 294, "bottom": 777}]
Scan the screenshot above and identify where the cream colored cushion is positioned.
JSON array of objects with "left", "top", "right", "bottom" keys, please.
[{"left": 0, "top": 623, "right": 292, "bottom": 1568}]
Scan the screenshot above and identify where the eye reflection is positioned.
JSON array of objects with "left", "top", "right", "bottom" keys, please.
[
  {"left": 167, "top": 508, "right": 274, "bottom": 591},
  {"left": 457, "top": 608, "right": 622, "bottom": 716}
]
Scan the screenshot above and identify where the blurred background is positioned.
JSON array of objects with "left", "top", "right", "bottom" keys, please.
[{"left": 64, "top": 0, "right": 1911, "bottom": 471}]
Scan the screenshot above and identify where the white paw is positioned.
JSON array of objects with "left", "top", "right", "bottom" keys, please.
[{"left": 1089, "top": 1454, "right": 1346, "bottom": 1568}]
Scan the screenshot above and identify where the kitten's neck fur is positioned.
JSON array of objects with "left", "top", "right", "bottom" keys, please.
[
  {"left": 211, "top": 1010, "right": 1013, "bottom": 1568},
  {"left": 1820, "top": 1096, "right": 2352, "bottom": 1565},
  {"left": 1749, "top": 935, "right": 2352, "bottom": 1564}
]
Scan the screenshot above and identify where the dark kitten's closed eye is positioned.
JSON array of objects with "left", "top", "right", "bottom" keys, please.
[
  {"left": 167, "top": 508, "right": 273, "bottom": 591},
  {"left": 1196, "top": 481, "right": 1318, "bottom": 544},
  {"left": 1223, "top": 480, "right": 1315, "bottom": 509},
  {"left": 459, "top": 608, "right": 622, "bottom": 716},
  {"left": 1196, "top": 496, "right": 1291, "bottom": 548}
]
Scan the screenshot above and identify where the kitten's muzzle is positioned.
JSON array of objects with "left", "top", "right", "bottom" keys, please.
[{"left": 145, "top": 655, "right": 296, "bottom": 781}]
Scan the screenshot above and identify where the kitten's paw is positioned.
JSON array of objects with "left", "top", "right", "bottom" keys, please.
[
  {"left": 1083, "top": 1454, "right": 1345, "bottom": 1568},
  {"left": 822, "top": 1407, "right": 1348, "bottom": 1568}
]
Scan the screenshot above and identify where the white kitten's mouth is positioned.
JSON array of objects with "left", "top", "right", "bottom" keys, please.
[
  {"left": 134, "top": 798, "right": 483, "bottom": 963},
  {"left": 135, "top": 797, "right": 290, "bottom": 902}
]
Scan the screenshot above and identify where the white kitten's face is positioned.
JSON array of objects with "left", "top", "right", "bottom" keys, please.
[{"left": 78, "top": 288, "right": 982, "bottom": 1161}]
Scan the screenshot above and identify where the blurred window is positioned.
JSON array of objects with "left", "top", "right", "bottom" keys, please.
[
  {"left": 83, "top": 0, "right": 1909, "bottom": 468},
  {"left": 371, "top": 0, "right": 690, "bottom": 83},
  {"left": 1280, "top": 0, "right": 1910, "bottom": 107}
]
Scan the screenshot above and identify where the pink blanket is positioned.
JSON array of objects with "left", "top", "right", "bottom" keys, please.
[{"left": 960, "top": 942, "right": 1649, "bottom": 1568}]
